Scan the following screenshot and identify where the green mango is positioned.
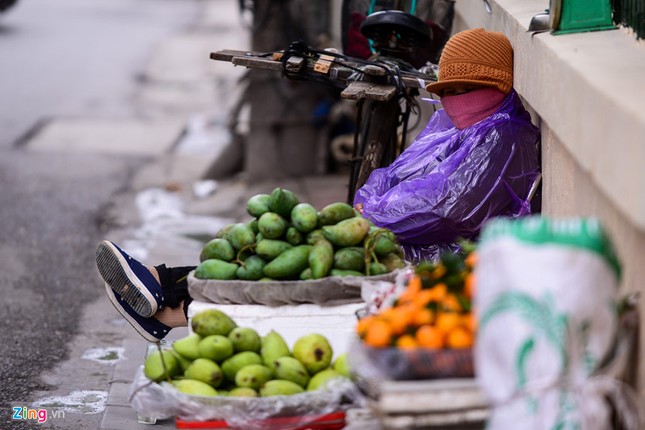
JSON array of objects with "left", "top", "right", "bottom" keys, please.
[
  {"left": 221, "top": 351, "right": 263, "bottom": 382},
  {"left": 194, "top": 259, "right": 239, "bottom": 280},
  {"left": 200, "top": 238, "right": 235, "bottom": 262},
  {"left": 227, "top": 223, "right": 256, "bottom": 251},
  {"left": 318, "top": 202, "right": 356, "bottom": 226},
  {"left": 371, "top": 230, "right": 398, "bottom": 256},
  {"left": 299, "top": 267, "right": 313, "bottom": 280},
  {"left": 308, "top": 239, "right": 334, "bottom": 279},
  {"left": 268, "top": 187, "right": 300, "bottom": 219},
  {"left": 306, "top": 369, "right": 344, "bottom": 391},
  {"left": 285, "top": 226, "right": 304, "bottom": 245},
  {"left": 290, "top": 203, "right": 319, "bottom": 233},
  {"left": 235, "top": 364, "right": 273, "bottom": 390},
  {"left": 228, "top": 327, "right": 262, "bottom": 353},
  {"left": 368, "top": 261, "right": 389, "bottom": 276},
  {"left": 228, "top": 387, "right": 257, "bottom": 397},
  {"left": 293, "top": 333, "right": 333, "bottom": 375},
  {"left": 171, "top": 350, "right": 193, "bottom": 372},
  {"left": 144, "top": 349, "right": 180, "bottom": 382},
  {"left": 191, "top": 309, "right": 237, "bottom": 337},
  {"left": 255, "top": 232, "right": 263, "bottom": 242},
  {"left": 184, "top": 358, "right": 223, "bottom": 388},
  {"left": 263, "top": 245, "right": 312, "bottom": 279},
  {"left": 380, "top": 253, "right": 406, "bottom": 271},
  {"left": 173, "top": 333, "right": 202, "bottom": 361},
  {"left": 198, "top": 335, "right": 234, "bottom": 362},
  {"left": 322, "top": 217, "right": 370, "bottom": 247},
  {"left": 259, "top": 379, "right": 304, "bottom": 397},
  {"left": 247, "top": 218, "right": 259, "bottom": 235},
  {"left": 333, "top": 247, "right": 365, "bottom": 272},
  {"left": 255, "top": 239, "right": 292, "bottom": 261},
  {"left": 306, "top": 229, "right": 326, "bottom": 245},
  {"left": 235, "top": 255, "right": 267, "bottom": 281},
  {"left": 273, "top": 356, "right": 310, "bottom": 388},
  {"left": 258, "top": 212, "right": 288, "bottom": 239},
  {"left": 246, "top": 193, "right": 272, "bottom": 218},
  {"left": 330, "top": 269, "right": 364, "bottom": 277},
  {"left": 172, "top": 379, "right": 218, "bottom": 397},
  {"left": 215, "top": 224, "right": 234, "bottom": 239},
  {"left": 260, "top": 330, "right": 291, "bottom": 372},
  {"left": 333, "top": 353, "right": 351, "bottom": 378}
]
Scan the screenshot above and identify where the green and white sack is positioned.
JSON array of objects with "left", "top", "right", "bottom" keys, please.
[{"left": 475, "top": 216, "right": 638, "bottom": 429}]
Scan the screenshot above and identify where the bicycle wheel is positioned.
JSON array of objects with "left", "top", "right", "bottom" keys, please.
[{"left": 347, "top": 97, "right": 401, "bottom": 204}]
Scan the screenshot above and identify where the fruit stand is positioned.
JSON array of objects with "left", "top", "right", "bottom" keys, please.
[{"left": 127, "top": 189, "right": 641, "bottom": 430}]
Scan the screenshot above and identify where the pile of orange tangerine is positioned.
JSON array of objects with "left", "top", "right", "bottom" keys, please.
[{"left": 356, "top": 246, "right": 477, "bottom": 350}]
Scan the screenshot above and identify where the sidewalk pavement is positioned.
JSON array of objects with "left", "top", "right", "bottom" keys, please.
[{"left": 83, "top": 1, "right": 357, "bottom": 429}]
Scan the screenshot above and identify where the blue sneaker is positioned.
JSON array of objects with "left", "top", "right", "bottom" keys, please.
[
  {"left": 104, "top": 283, "right": 172, "bottom": 342},
  {"left": 95, "top": 240, "right": 164, "bottom": 318}
]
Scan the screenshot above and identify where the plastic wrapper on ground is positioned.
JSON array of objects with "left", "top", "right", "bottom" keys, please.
[{"left": 129, "top": 367, "right": 363, "bottom": 430}]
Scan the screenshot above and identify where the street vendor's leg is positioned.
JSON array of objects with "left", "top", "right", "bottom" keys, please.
[
  {"left": 96, "top": 240, "right": 194, "bottom": 342},
  {"left": 96, "top": 240, "right": 196, "bottom": 318},
  {"left": 153, "top": 264, "right": 195, "bottom": 319},
  {"left": 154, "top": 300, "right": 188, "bottom": 328}
]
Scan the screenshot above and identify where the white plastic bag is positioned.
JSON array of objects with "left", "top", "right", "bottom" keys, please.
[
  {"left": 475, "top": 216, "right": 639, "bottom": 430},
  {"left": 128, "top": 366, "right": 362, "bottom": 430}
]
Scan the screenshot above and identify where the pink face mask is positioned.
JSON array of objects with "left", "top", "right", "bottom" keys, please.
[{"left": 440, "top": 87, "right": 507, "bottom": 129}]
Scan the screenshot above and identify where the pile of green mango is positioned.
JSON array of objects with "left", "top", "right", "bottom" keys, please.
[
  {"left": 144, "top": 309, "right": 351, "bottom": 398},
  {"left": 194, "top": 187, "right": 406, "bottom": 281}
]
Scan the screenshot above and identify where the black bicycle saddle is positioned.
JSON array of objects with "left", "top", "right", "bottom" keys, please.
[{"left": 360, "top": 10, "right": 432, "bottom": 50}]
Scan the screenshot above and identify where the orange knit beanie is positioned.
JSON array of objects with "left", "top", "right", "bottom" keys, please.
[{"left": 425, "top": 28, "right": 513, "bottom": 97}]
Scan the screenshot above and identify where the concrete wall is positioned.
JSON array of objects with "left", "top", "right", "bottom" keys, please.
[{"left": 454, "top": 0, "right": 645, "bottom": 406}]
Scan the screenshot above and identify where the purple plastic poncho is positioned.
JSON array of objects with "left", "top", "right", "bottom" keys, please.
[{"left": 354, "top": 90, "right": 541, "bottom": 263}]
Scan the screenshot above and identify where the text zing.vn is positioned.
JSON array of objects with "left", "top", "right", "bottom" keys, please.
[{"left": 12, "top": 406, "right": 65, "bottom": 423}]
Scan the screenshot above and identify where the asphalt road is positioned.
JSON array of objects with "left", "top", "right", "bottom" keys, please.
[
  {"left": 0, "top": 0, "right": 198, "bottom": 147},
  {"left": 0, "top": 1, "right": 201, "bottom": 427}
]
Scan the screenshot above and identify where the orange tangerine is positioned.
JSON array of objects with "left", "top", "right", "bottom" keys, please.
[
  {"left": 431, "top": 283, "right": 448, "bottom": 301},
  {"left": 411, "top": 308, "right": 434, "bottom": 326},
  {"left": 364, "top": 319, "right": 393, "bottom": 348},
  {"left": 398, "top": 288, "right": 418, "bottom": 304},
  {"left": 431, "top": 264, "right": 446, "bottom": 279},
  {"left": 415, "top": 325, "right": 445, "bottom": 348},
  {"left": 356, "top": 315, "right": 375, "bottom": 337},
  {"left": 441, "top": 293, "right": 463, "bottom": 312},
  {"left": 465, "top": 252, "right": 478, "bottom": 268},
  {"left": 386, "top": 306, "right": 414, "bottom": 335},
  {"left": 406, "top": 274, "right": 422, "bottom": 292},
  {"left": 464, "top": 273, "right": 476, "bottom": 298},
  {"left": 435, "top": 312, "right": 462, "bottom": 333},
  {"left": 395, "top": 334, "right": 418, "bottom": 350},
  {"left": 446, "top": 326, "right": 474, "bottom": 349},
  {"left": 413, "top": 289, "right": 436, "bottom": 307},
  {"left": 462, "top": 312, "right": 477, "bottom": 333}
]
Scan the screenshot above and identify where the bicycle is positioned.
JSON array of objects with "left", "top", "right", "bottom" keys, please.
[{"left": 211, "top": 0, "right": 454, "bottom": 204}]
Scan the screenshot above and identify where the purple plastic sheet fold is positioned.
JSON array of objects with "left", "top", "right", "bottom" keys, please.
[{"left": 354, "top": 90, "right": 540, "bottom": 262}]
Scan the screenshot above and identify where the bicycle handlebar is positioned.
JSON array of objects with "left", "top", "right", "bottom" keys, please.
[{"left": 210, "top": 44, "right": 437, "bottom": 102}]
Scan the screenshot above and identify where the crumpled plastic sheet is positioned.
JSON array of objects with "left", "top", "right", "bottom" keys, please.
[
  {"left": 354, "top": 90, "right": 541, "bottom": 263},
  {"left": 187, "top": 269, "right": 403, "bottom": 307},
  {"left": 129, "top": 367, "right": 364, "bottom": 430}
]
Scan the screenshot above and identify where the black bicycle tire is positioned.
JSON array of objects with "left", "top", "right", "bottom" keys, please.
[{"left": 347, "top": 97, "right": 401, "bottom": 204}]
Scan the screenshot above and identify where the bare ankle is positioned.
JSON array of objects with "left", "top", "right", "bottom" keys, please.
[{"left": 155, "top": 301, "right": 188, "bottom": 328}]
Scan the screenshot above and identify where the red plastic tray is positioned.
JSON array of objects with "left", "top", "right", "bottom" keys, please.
[{"left": 175, "top": 411, "right": 346, "bottom": 429}]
